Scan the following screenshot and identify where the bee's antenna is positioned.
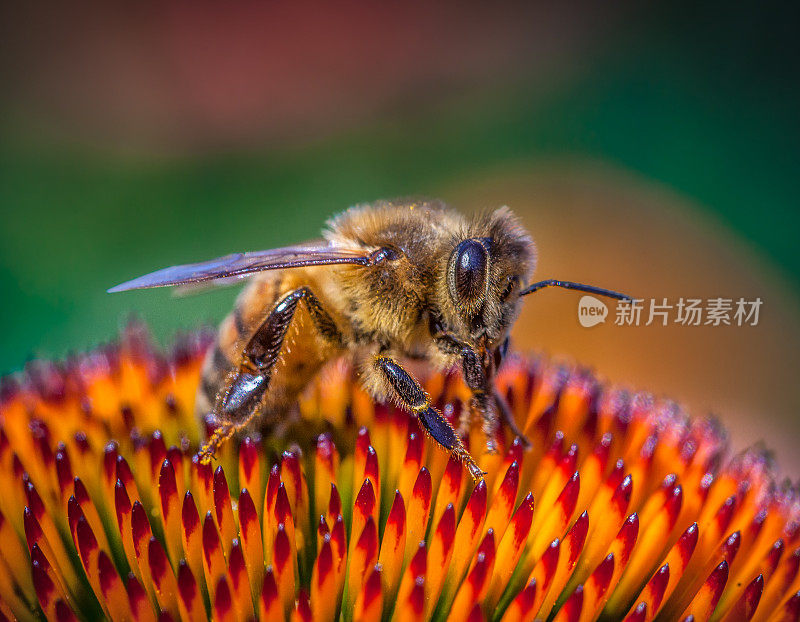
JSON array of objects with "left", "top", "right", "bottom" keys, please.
[{"left": 520, "top": 279, "right": 632, "bottom": 302}]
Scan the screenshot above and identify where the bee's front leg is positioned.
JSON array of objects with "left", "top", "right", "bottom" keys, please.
[
  {"left": 492, "top": 386, "right": 530, "bottom": 448},
  {"left": 458, "top": 347, "right": 500, "bottom": 454},
  {"left": 459, "top": 345, "right": 530, "bottom": 452},
  {"left": 199, "top": 286, "right": 340, "bottom": 463},
  {"left": 373, "top": 356, "right": 485, "bottom": 480}
]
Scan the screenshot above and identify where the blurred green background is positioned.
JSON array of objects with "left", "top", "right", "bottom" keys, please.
[{"left": 0, "top": 0, "right": 798, "bottom": 376}]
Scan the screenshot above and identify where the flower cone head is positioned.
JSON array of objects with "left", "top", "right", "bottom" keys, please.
[{"left": 0, "top": 324, "right": 798, "bottom": 622}]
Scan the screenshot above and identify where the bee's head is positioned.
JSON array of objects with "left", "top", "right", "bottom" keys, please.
[{"left": 440, "top": 207, "right": 536, "bottom": 348}]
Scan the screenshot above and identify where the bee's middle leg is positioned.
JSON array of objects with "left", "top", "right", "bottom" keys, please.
[
  {"left": 199, "top": 286, "right": 340, "bottom": 462},
  {"left": 373, "top": 355, "right": 485, "bottom": 480}
]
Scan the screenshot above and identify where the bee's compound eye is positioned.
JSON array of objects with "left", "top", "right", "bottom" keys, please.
[{"left": 451, "top": 239, "right": 489, "bottom": 303}]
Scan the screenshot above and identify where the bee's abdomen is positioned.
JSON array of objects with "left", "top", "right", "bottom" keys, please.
[
  {"left": 195, "top": 322, "right": 238, "bottom": 420},
  {"left": 199, "top": 340, "right": 234, "bottom": 401}
]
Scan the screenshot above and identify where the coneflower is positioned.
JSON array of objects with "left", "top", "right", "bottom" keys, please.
[{"left": 0, "top": 324, "right": 798, "bottom": 621}]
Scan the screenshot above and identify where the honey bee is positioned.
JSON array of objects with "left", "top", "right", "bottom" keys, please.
[{"left": 110, "top": 199, "right": 629, "bottom": 479}]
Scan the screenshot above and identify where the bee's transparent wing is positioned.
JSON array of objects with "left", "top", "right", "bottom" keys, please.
[
  {"left": 170, "top": 276, "right": 254, "bottom": 297},
  {"left": 108, "top": 242, "right": 372, "bottom": 293}
]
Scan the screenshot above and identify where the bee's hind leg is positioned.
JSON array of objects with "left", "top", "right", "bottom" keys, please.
[
  {"left": 199, "top": 286, "right": 341, "bottom": 463},
  {"left": 373, "top": 355, "right": 485, "bottom": 480},
  {"left": 198, "top": 366, "right": 269, "bottom": 463}
]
